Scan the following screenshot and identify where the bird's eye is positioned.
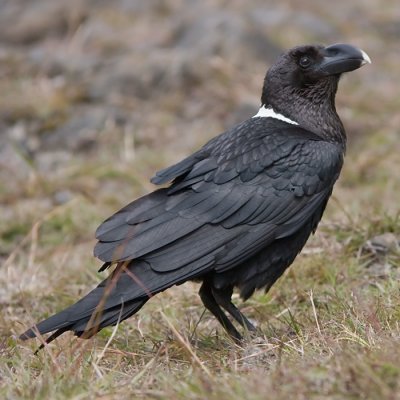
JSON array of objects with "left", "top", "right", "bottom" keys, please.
[{"left": 299, "top": 56, "right": 312, "bottom": 68}]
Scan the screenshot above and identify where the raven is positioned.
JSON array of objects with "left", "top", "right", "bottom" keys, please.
[{"left": 21, "top": 43, "right": 370, "bottom": 348}]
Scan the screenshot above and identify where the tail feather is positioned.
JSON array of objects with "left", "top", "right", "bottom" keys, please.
[
  {"left": 20, "top": 261, "right": 160, "bottom": 347},
  {"left": 20, "top": 294, "right": 148, "bottom": 346},
  {"left": 20, "top": 257, "right": 210, "bottom": 350},
  {"left": 70, "top": 299, "right": 146, "bottom": 334},
  {"left": 33, "top": 327, "right": 70, "bottom": 354},
  {"left": 29, "top": 300, "right": 146, "bottom": 354}
]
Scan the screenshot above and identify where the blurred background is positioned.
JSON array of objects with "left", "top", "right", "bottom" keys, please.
[{"left": 0, "top": 0, "right": 399, "bottom": 334}]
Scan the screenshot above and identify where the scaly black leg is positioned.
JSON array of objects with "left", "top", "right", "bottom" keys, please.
[
  {"left": 199, "top": 282, "right": 242, "bottom": 341},
  {"left": 211, "top": 286, "right": 257, "bottom": 333}
]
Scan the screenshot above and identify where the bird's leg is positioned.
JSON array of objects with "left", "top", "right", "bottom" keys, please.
[
  {"left": 199, "top": 282, "right": 242, "bottom": 341},
  {"left": 211, "top": 286, "right": 257, "bottom": 333}
]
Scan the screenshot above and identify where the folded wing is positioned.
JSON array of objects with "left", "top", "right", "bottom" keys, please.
[{"left": 94, "top": 119, "right": 343, "bottom": 277}]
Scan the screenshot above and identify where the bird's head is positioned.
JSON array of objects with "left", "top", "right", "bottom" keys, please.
[{"left": 261, "top": 43, "right": 371, "bottom": 140}]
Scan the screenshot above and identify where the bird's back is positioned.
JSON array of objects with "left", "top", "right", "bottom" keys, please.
[{"left": 95, "top": 117, "right": 343, "bottom": 284}]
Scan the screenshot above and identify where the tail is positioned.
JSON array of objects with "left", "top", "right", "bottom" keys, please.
[{"left": 19, "top": 261, "right": 167, "bottom": 351}]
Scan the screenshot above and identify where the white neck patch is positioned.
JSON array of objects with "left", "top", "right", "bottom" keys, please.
[{"left": 253, "top": 105, "right": 298, "bottom": 125}]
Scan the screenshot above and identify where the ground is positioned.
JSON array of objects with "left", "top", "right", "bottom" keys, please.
[{"left": 0, "top": 1, "right": 399, "bottom": 399}]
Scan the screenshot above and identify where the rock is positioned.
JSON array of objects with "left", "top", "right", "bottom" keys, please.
[
  {"left": 89, "top": 50, "right": 209, "bottom": 101},
  {"left": 366, "top": 262, "right": 392, "bottom": 278},
  {"left": 0, "top": 138, "right": 32, "bottom": 182},
  {"left": 363, "top": 233, "right": 399, "bottom": 279},
  {"left": 225, "top": 102, "right": 259, "bottom": 128},
  {"left": 53, "top": 189, "right": 74, "bottom": 205},
  {"left": 28, "top": 46, "right": 101, "bottom": 79},
  {"left": 250, "top": 8, "right": 338, "bottom": 42},
  {"left": 364, "top": 233, "right": 399, "bottom": 255},
  {"left": 4, "top": 121, "right": 42, "bottom": 156},
  {"left": 0, "top": 0, "right": 89, "bottom": 45},
  {"left": 34, "top": 150, "right": 72, "bottom": 173},
  {"left": 174, "top": 9, "right": 281, "bottom": 63},
  {"left": 41, "top": 106, "right": 109, "bottom": 152},
  {"left": 176, "top": 11, "right": 246, "bottom": 57}
]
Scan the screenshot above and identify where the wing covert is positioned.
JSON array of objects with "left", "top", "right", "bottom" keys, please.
[{"left": 94, "top": 118, "right": 343, "bottom": 277}]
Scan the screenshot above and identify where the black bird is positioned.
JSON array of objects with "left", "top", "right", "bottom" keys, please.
[{"left": 21, "top": 43, "right": 370, "bottom": 348}]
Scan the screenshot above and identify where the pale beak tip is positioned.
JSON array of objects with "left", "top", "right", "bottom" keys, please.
[{"left": 360, "top": 49, "right": 371, "bottom": 65}]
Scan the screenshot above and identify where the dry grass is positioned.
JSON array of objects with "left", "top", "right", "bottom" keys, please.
[{"left": 1, "top": 130, "right": 399, "bottom": 399}]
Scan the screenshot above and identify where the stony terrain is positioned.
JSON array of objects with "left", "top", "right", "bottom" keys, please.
[{"left": 0, "top": 0, "right": 399, "bottom": 399}]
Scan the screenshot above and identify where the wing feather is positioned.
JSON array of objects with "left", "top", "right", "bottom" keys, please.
[{"left": 95, "top": 118, "right": 343, "bottom": 281}]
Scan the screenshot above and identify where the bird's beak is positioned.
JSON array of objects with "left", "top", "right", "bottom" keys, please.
[{"left": 319, "top": 43, "right": 371, "bottom": 75}]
